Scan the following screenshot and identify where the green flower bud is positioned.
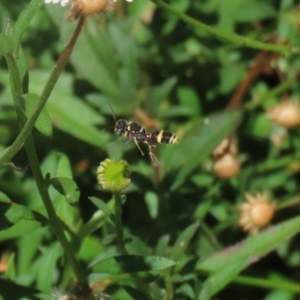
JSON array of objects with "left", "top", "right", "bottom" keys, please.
[{"left": 97, "top": 159, "right": 131, "bottom": 192}]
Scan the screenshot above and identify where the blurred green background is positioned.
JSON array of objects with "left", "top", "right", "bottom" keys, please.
[{"left": 1, "top": 0, "right": 300, "bottom": 299}]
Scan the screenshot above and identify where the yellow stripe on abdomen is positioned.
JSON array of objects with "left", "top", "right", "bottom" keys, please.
[{"left": 156, "top": 130, "right": 164, "bottom": 143}]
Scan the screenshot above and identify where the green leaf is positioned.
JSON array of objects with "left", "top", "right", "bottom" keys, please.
[
  {"left": 197, "top": 215, "right": 300, "bottom": 272},
  {"left": 0, "top": 203, "right": 47, "bottom": 229},
  {"left": 235, "top": 2, "right": 276, "bottom": 22},
  {"left": 92, "top": 255, "right": 176, "bottom": 274},
  {"left": 56, "top": 152, "right": 72, "bottom": 178},
  {"left": 177, "top": 86, "right": 201, "bottom": 117},
  {"left": 246, "top": 113, "right": 272, "bottom": 139},
  {"left": 0, "top": 220, "right": 40, "bottom": 242},
  {"left": 12, "top": 0, "right": 43, "bottom": 55},
  {"left": 145, "top": 77, "right": 178, "bottom": 115},
  {"left": 167, "top": 109, "right": 242, "bottom": 190},
  {"left": 122, "top": 286, "right": 147, "bottom": 300},
  {"left": 20, "top": 93, "right": 53, "bottom": 137},
  {"left": 0, "top": 33, "right": 13, "bottom": 55},
  {"left": 45, "top": 6, "right": 121, "bottom": 97},
  {"left": 154, "top": 235, "right": 170, "bottom": 257},
  {"left": 219, "top": 64, "right": 246, "bottom": 94},
  {"left": 197, "top": 281, "right": 211, "bottom": 300},
  {"left": 125, "top": 235, "right": 152, "bottom": 256},
  {"left": 43, "top": 154, "right": 81, "bottom": 232},
  {"left": 80, "top": 199, "right": 115, "bottom": 238},
  {"left": 170, "top": 222, "right": 200, "bottom": 262},
  {"left": 160, "top": 105, "right": 197, "bottom": 118},
  {"left": 0, "top": 191, "right": 11, "bottom": 204},
  {"left": 29, "top": 71, "right": 108, "bottom": 148},
  {"left": 50, "top": 177, "right": 80, "bottom": 204},
  {"left": 0, "top": 204, "right": 35, "bottom": 226},
  {"left": 78, "top": 236, "right": 105, "bottom": 261},
  {"left": 71, "top": 23, "right": 121, "bottom": 97},
  {"left": 17, "top": 46, "right": 29, "bottom": 93},
  {"left": 110, "top": 24, "right": 139, "bottom": 102},
  {"left": 35, "top": 243, "right": 62, "bottom": 292},
  {"left": 199, "top": 258, "right": 246, "bottom": 297},
  {"left": 6, "top": 253, "right": 16, "bottom": 281},
  {"left": 145, "top": 191, "right": 159, "bottom": 219},
  {"left": 18, "top": 227, "right": 46, "bottom": 275},
  {"left": 89, "top": 197, "right": 114, "bottom": 218}
]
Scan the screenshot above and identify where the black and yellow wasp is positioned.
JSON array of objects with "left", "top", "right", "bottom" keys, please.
[{"left": 110, "top": 106, "right": 178, "bottom": 162}]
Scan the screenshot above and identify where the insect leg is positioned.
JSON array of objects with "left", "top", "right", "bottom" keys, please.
[
  {"left": 148, "top": 145, "right": 161, "bottom": 165},
  {"left": 133, "top": 139, "right": 145, "bottom": 156}
]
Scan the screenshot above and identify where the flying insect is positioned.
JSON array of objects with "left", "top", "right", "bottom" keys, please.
[{"left": 110, "top": 106, "right": 178, "bottom": 162}]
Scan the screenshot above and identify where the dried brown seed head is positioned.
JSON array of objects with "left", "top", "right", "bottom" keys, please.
[
  {"left": 213, "top": 154, "right": 241, "bottom": 179},
  {"left": 238, "top": 192, "right": 275, "bottom": 234},
  {"left": 266, "top": 100, "right": 300, "bottom": 128}
]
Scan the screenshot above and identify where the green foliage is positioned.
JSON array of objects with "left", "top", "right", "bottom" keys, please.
[
  {"left": 92, "top": 255, "right": 176, "bottom": 274},
  {"left": 0, "top": 0, "right": 300, "bottom": 299},
  {"left": 20, "top": 93, "right": 53, "bottom": 136}
]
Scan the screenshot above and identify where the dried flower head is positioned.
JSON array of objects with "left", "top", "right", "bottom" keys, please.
[
  {"left": 238, "top": 192, "right": 276, "bottom": 234},
  {"left": 97, "top": 159, "right": 131, "bottom": 192},
  {"left": 69, "top": 0, "right": 114, "bottom": 19},
  {"left": 44, "top": 0, "right": 133, "bottom": 20},
  {"left": 266, "top": 100, "right": 300, "bottom": 128},
  {"left": 212, "top": 136, "right": 238, "bottom": 158},
  {"left": 213, "top": 153, "right": 241, "bottom": 179}
]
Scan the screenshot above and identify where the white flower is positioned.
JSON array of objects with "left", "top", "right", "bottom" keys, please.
[
  {"left": 44, "top": 0, "right": 70, "bottom": 6},
  {"left": 61, "top": 0, "right": 70, "bottom": 6},
  {"left": 44, "top": 0, "right": 133, "bottom": 5}
]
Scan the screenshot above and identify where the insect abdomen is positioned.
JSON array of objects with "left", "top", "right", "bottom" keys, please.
[{"left": 151, "top": 130, "right": 178, "bottom": 144}]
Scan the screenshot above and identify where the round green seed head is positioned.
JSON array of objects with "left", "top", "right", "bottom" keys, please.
[{"left": 97, "top": 159, "right": 131, "bottom": 192}]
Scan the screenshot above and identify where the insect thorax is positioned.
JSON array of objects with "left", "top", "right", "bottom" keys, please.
[
  {"left": 125, "top": 122, "right": 146, "bottom": 141},
  {"left": 127, "top": 122, "right": 144, "bottom": 133}
]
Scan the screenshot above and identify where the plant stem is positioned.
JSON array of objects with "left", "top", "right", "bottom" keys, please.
[
  {"left": 3, "top": 16, "right": 89, "bottom": 289},
  {"left": 150, "top": 0, "right": 289, "bottom": 55},
  {"left": 114, "top": 193, "right": 126, "bottom": 255},
  {"left": 249, "top": 152, "right": 300, "bottom": 173},
  {"left": 198, "top": 270, "right": 300, "bottom": 293},
  {"left": 26, "top": 135, "right": 88, "bottom": 287},
  {"left": 245, "top": 77, "right": 297, "bottom": 111},
  {"left": 276, "top": 196, "right": 300, "bottom": 210},
  {"left": 164, "top": 273, "right": 173, "bottom": 300},
  {"left": 114, "top": 192, "right": 154, "bottom": 300},
  {"left": 233, "top": 275, "right": 300, "bottom": 293},
  {"left": 0, "top": 16, "right": 85, "bottom": 166}
]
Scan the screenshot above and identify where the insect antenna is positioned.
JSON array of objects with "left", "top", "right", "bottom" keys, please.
[
  {"left": 102, "top": 105, "right": 117, "bottom": 132},
  {"left": 109, "top": 105, "right": 117, "bottom": 122}
]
